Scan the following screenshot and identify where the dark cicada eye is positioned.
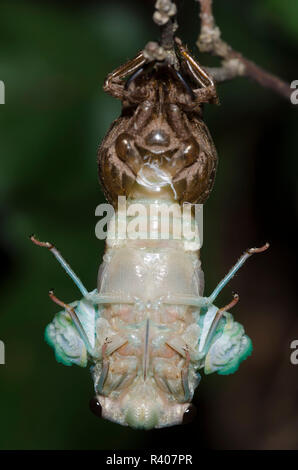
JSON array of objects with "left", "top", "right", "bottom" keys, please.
[
  {"left": 89, "top": 397, "right": 103, "bottom": 418},
  {"left": 115, "top": 132, "right": 134, "bottom": 162},
  {"left": 182, "top": 138, "right": 200, "bottom": 168},
  {"left": 182, "top": 404, "right": 197, "bottom": 425}
]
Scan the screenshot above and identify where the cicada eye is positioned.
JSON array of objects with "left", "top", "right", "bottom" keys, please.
[
  {"left": 115, "top": 132, "right": 134, "bottom": 161},
  {"left": 89, "top": 397, "right": 103, "bottom": 418},
  {"left": 182, "top": 404, "right": 197, "bottom": 425},
  {"left": 182, "top": 138, "right": 200, "bottom": 167}
]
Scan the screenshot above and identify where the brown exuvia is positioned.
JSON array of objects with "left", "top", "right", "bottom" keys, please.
[{"left": 97, "top": 41, "right": 219, "bottom": 206}]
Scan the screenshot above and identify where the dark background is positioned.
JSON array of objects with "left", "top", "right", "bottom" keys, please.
[{"left": 0, "top": 0, "right": 297, "bottom": 450}]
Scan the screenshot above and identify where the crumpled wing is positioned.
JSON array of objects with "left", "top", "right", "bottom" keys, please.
[
  {"left": 45, "top": 292, "right": 97, "bottom": 367},
  {"left": 204, "top": 312, "right": 252, "bottom": 375}
]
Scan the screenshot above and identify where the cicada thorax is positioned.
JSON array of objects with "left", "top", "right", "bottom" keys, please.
[{"left": 97, "top": 65, "right": 218, "bottom": 207}]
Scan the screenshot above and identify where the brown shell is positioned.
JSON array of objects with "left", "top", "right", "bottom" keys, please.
[
  {"left": 98, "top": 68, "right": 218, "bottom": 207},
  {"left": 98, "top": 116, "right": 136, "bottom": 205},
  {"left": 98, "top": 115, "right": 217, "bottom": 207}
]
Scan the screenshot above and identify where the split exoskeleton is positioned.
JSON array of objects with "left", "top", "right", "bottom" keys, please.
[
  {"left": 31, "top": 41, "right": 269, "bottom": 429},
  {"left": 98, "top": 41, "right": 218, "bottom": 206}
]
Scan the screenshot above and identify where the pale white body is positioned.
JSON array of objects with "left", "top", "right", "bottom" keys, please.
[
  {"left": 45, "top": 200, "right": 253, "bottom": 429},
  {"left": 95, "top": 215, "right": 203, "bottom": 428}
]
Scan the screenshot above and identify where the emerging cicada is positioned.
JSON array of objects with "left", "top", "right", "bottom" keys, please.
[{"left": 31, "top": 41, "right": 268, "bottom": 429}]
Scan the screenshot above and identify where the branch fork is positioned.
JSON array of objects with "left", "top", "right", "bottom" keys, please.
[
  {"left": 196, "top": 0, "right": 291, "bottom": 100},
  {"left": 146, "top": 0, "right": 291, "bottom": 100}
]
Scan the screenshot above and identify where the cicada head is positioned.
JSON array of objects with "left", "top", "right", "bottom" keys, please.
[{"left": 90, "top": 378, "right": 196, "bottom": 429}]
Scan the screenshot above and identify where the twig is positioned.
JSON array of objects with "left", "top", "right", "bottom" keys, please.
[
  {"left": 160, "top": 14, "right": 176, "bottom": 50},
  {"left": 196, "top": 0, "right": 291, "bottom": 100},
  {"left": 144, "top": 0, "right": 178, "bottom": 65},
  {"left": 153, "top": 0, "right": 177, "bottom": 49}
]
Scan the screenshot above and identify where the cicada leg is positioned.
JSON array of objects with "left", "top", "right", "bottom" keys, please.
[
  {"left": 176, "top": 40, "right": 214, "bottom": 88},
  {"left": 202, "top": 294, "right": 240, "bottom": 354},
  {"left": 31, "top": 235, "right": 96, "bottom": 358},
  {"left": 163, "top": 243, "right": 269, "bottom": 309},
  {"left": 181, "top": 348, "right": 192, "bottom": 402},
  {"left": 96, "top": 339, "right": 111, "bottom": 394},
  {"left": 30, "top": 235, "right": 88, "bottom": 296},
  {"left": 167, "top": 65, "right": 195, "bottom": 100},
  {"left": 49, "top": 290, "right": 94, "bottom": 355},
  {"left": 208, "top": 243, "right": 269, "bottom": 304},
  {"left": 94, "top": 337, "right": 129, "bottom": 394},
  {"left": 103, "top": 51, "right": 147, "bottom": 101},
  {"left": 175, "top": 38, "right": 219, "bottom": 105}
]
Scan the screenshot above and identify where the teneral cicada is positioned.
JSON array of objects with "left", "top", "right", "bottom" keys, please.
[{"left": 31, "top": 41, "right": 269, "bottom": 429}]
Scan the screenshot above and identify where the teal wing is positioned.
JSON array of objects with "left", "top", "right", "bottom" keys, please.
[
  {"left": 45, "top": 291, "right": 97, "bottom": 367},
  {"left": 203, "top": 311, "right": 252, "bottom": 375}
]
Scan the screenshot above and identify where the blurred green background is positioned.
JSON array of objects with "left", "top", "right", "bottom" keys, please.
[{"left": 0, "top": 0, "right": 297, "bottom": 450}]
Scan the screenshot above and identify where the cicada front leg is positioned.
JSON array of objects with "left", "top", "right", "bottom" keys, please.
[
  {"left": 197, "top": 243, "right": 269, "bottom": 375},
  {"left": 207, "top": 243, "right": 270, "bottom": 305},
  {"left": 164, "top": 243, "right": 269, "bottom": 376},
  {"left": 165, "top": 243, "right": 269, "bottom": 310},
  {"left": 30, "top": 236, "right": 97, "bottom": 366},
  {"left": 103, "top": 51, "right": 148, "bottom": 104},
  {"left": 30, "top": 235, "right": 88, "bottom": 296},
  {"left": 175, "top": 39, "right": 219, "bottom": 107}
]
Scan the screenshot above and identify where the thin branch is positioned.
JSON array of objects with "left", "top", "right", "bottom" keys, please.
[
  {"left": 153, "top": 0, "right": 177, "bottom": 48},
  {"left": 160, "top": 14, "right": 176, "bottom": 50},
  {"left": 144, "top": 0, "right": 178, "bottom": 64},
  {"left": 196, "top": 0, "right": 291, "bottom": 100}
]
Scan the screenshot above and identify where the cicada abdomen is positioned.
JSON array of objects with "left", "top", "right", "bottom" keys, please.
[{"left": 31, "top": 42, "right": 269, "bottom": 429}]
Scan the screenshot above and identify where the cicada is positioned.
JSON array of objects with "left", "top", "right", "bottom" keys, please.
[{"left": 31, "top": 41, "right": 269, "bottom": 429}]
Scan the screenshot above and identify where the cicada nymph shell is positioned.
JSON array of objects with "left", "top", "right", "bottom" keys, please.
[{"left": 98, "top": 42, "right": 218, "bottom": 208}]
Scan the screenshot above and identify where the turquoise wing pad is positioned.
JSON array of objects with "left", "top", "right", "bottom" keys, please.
[
  {"left": 45, "top": 294, "right": 97, "bottom": 367},
  {"left": 45, "top": 309, "right": 88, "bottom": 367},
  {"left": 203, "top": 311, "right": 253, "bottom": 376}
]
